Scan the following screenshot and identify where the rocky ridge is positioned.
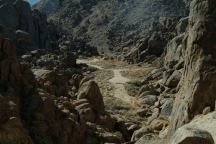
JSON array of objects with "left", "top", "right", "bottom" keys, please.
[{"left": 34, "top": 0, "right": 188, "bottom": 54}]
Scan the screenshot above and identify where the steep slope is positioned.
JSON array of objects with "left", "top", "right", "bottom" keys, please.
[
  {"left": 169, "top": 0, "right": 216, "bottom": 133},
  {"left": 132, "top": 0, "right": 216, "bottom": 143},
  {"left": 34, "top": 0, "right": 188, "bottom": 53}
]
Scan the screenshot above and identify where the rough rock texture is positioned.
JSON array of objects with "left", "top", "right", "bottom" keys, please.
[
  {"left": 0, "top": 0, "right": 51, "bottom": 51},
  {"left": 131, "top": 0, "right": 216, "bottom": 142},
  {"left": 0, "top": 37, "right": 34, "bottom": 144},
  {"left": 78, "top": 80, "right": 105, "bottom": 115},
  {"left": 0, "top": 37, "right": 129, "bottom": 144},
  {"left": 33, "top": 69, "right": 69, "bottom": 96},
  {"left": 170, "top": 112, "right": 216, "bottom": 144},
  {"left": 169, "top": 0, "right": 216, "bottom": 133},
  {"left": 0, "top": 37, "right": 87, "bottom": 144}
]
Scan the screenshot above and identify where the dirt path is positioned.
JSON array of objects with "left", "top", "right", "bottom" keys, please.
[
  {"left": 109, "top": 69, "right": 135, "bottom": 103},
  {"left": 77, "top": 59, "right": 136, "bottom": 103}
]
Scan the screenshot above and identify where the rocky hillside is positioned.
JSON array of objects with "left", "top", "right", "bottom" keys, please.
[
  {"left": 0, "top": 0, "right": 51, "bottom": 52},
  {"left": 0, "top": 0, "right": 98, "bottom": 57},
  {"left": 131, "top": 0, "right": 216, "bottom": 143},
  {"left": 34, "top": 0, "right": 188, "bottom": 53},
  {"left": 1, "top": 0, "right": 216, "bottom": 144}
]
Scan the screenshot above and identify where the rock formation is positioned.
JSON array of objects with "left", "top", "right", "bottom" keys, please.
[
  {"left": 128, "top": 0, "right": 216, "bottom": 143},
  {"left": 169, "top": 0, "right": 216, "bottom": 133},
  {"left": 0, "top": 37, "right": 130, "bottom": 143},
  {"left": 0, "top": 0, "right": 51, "bottom": 51}
]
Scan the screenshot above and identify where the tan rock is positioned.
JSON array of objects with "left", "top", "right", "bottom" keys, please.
[
  {"left": 171, "top": 112, "right": 216, "bottom": 144},
  {"left": 169, "top": 0, "right": 216, "bottom": 133},
  {"left": 78, "top": 80, "right": 105, "bottom": 115},
  {"left": 150, "top": 118, "right": 168, "bottom": 131}
]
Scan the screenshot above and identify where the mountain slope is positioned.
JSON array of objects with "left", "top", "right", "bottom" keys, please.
[{"left": 34, "top": 0, "right": 188, "bottom": 53}]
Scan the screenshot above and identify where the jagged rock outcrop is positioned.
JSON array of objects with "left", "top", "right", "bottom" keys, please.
[
  {"left": 0, "top": 0, "right": 52, "bottom": 52},
  {"left": 123, "top": 17, "right": 179, "bottom": 64},
  {"left": 78, "top": 80, "right": 105, "bottom": 115},
  {"left": 33, "top": 69, "right": 69, "bottom": 96},
  {"left": 169, "top": 0, "right": 216, "bottom": 133},
  {"left": 133, "top": 0, "right": 216, "bottom": 143},
  {"left": 0, "top": 37, "right": 34, "bottom": 144}
]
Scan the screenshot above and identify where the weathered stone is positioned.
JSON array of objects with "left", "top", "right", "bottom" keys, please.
[
  {"left": 139, "top": 95, "right": 157, "bottom": 106},
  {"left": 170, "top": 127, "right": 214, "bottom": 144},
  {"left": 160, "top": 98, "right": 174, "bottom": 119},
  {"left": 131, "top": 126, "right": 151, "bottom": 141},
  {"left": 78, "top": 80, "right": 105, "bottom": 115},
  {"left": 169, "top": 0, "right": 216, "bottom": 133},
  {"left": 150, "top": 119, "right": 168, "bottom": 131},
  {"left": 175, "top": 17, "right": 189, "bottom": 35}
]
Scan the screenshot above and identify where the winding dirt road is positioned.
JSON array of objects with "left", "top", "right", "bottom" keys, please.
[{"left": 77, "top": 59, "right": 136, "bottom": 103}]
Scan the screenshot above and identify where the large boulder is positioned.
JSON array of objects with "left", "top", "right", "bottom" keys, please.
[
  {"left": 160, "top": 98, "right": 174, "bottom": 119},
  {"left": 0, "top": 38, "right": 22, "bottom": 84},
  {"left": 78, "top": 80, "right": 105, "bottom": 115},
  {"left": 170, "top": 112, "right": 216, "bottom": 144},
  {"left": 33, "top": 69, "right": 69, "bottom": 96}
]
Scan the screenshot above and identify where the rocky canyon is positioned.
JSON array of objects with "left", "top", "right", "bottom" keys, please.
[{"left": 0, "top": 0, "right": 216, "bottom": 144}]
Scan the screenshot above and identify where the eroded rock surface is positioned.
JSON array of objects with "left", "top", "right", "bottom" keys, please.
[{"left": 169, "top": 0, "right": 216, "bottom": 133}]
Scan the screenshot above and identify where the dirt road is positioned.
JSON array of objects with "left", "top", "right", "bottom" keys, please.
[{"left": 77, "top": 59, "right": 136, "bottom": 103}]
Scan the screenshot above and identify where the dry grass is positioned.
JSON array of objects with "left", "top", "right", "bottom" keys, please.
[
  {"left": 104, "top": 96, "right": 145, "bottom": 123},
  {"left": 120, "top": 67, "right": 155, "bottom": 81}
]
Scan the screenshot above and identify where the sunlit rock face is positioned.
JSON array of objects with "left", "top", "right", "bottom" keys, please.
[{"left": 168, "top": 0, "right": 216, "bottom": 133}]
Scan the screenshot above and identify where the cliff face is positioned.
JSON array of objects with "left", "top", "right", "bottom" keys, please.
[
  {"left": 0, "top": 0, "right": 55, "bottom": 55},
  {"left": 34, "top": 0, "right": 188, "bottom": 53},
  {"left": 134, "top": 0, "right": 216, "bottom": 143},
  {"left": 169, "top": 0, "right": 216, "bottom": 133}
]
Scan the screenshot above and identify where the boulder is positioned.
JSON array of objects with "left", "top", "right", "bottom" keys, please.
[
  {"left": 139, "top": 95, "right": 157, "bottom": 106},
  {"left": 78, "top": 80, "right": 105, "bottom": 115},
  {"left": 131, "top": 126, "right": 151, "bottom": 141},
  {"left": 170, "top": 112, "right": 216, "bottom": 144},
  {"left": 150, "top": 118, "right": 168, "bottom": 131},
  {"left": 160, "top": 98, "right": 174, "bottom": 119},
  {"left": 170, "top": 128, "right": 214, "bottom": 144},
  {"left": 74, "top": 98, "right": 96, "bottom": 123},
  {"left": 33, "top": 69, "right": 68, "bottom": 96}
]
